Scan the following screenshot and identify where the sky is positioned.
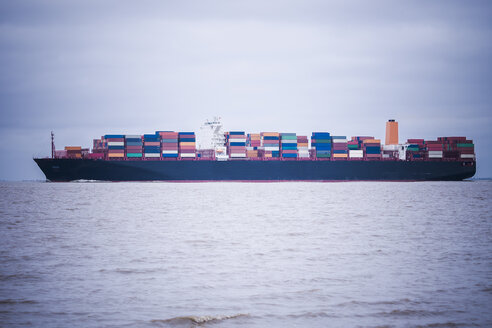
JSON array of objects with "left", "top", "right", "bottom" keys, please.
[{"left": 0, "top": 0, "right": 491, "bottom": 180}]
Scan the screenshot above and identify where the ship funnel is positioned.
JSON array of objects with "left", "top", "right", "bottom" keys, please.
[{"left": 385, "top": 119, "right": 399, "bottom": 145}]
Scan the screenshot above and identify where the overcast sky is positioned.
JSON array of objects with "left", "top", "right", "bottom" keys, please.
[{"left": 1, "top": 0, "right": 491, "bottom": 180}]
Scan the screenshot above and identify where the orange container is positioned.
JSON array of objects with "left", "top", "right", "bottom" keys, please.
[
  {"left": 65, "top": 146, "right": 82, "bottom": 151},
  {"left": 179, "top": 142, "right": 196, "bottom": 146}
]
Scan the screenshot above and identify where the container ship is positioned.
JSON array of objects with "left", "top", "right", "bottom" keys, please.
[{"left": 34, "top": 119, "right": 476, "bottom": 181}]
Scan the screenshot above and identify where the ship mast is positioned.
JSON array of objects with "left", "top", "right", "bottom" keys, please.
[{"left": 51, "top": 131, "right": 55, "bottom": 159}]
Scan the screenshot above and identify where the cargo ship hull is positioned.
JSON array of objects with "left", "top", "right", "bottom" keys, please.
[{"left": 34, "top": 158, "right": 476, "bottom": 182}]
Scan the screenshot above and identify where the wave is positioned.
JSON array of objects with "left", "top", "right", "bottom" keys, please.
[{"left": 151, "top": 313, "right": 248, "bottom": 326}]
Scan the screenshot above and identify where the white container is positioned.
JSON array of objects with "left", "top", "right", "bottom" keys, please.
[
  {"left": 349, "top": 150, "right": 364, "bottom": 158},
  {"left": 162, "top": 150, "right": 178, "bottom": 154},
  {"left": 281, "top": 139, "right": 297, "bottom": 144},
  {"left": 332, "top": 139, "right": 348, "bottom": 143},
  {"left": 228, "top": 138, "right": 246, "bottom": 143},
  {"left": 428, "top": 151, "right": 443, "bottom": 156},
  {"left": 264, "top": 147, "right": 280, "bottom": 151},
  {"left": 180, "top": 153, "right": 196, "bottom": 158},
  {"left": 230, "top": 153, "right": 246, "bottom": 157},
  {"left": 428, "top": 154, "right": 443, "bottom": 158},
  {"left": 125, "top": 135, "right": 141, "bottom": 139},
  {"left": 108, "top": 141, "right": 124, "bottom": 146},
  {"left": 460, "top": 154, "right": 475, "bottom": 159},
  {"left": 144, "top": 153, "right": 160, "bottom": 158}
]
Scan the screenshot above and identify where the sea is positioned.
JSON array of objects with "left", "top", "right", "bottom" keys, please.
[{"left": 0, "top": 181, "right": 491, "bottom": 328}]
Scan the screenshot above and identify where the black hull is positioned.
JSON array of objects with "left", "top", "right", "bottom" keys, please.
[{"left": 34, "top": 158, "right": 476, "bottom": 182}]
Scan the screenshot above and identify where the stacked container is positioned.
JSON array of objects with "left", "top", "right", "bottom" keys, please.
[
  {"left": 406, "top": 139, "right": 426, "bottom": 161},
  {"left": 331, "top": 136, "right": 348, "bottom": 160},
  {"left": 159, "top": 131, "right": 179, "bottom": 159},
  {"left": 105, "top": 134, "right": 125, "bottom": 159},
  {"left": 125, "top": 135, "right": 143, "bottom": 159},
  {"left": 178, "top": 132, "right": 196, "bottom": 159},
  {"left": 425, "top": 140, "right": 444, "bottom": 160},
  {"left": 311, "top": 132, "right": 331, "bottom": 159},
  {"left": 280, "top": 133, "right": 297, "bottom": 159},
  {"left": 297, "top": 136, "right": 309, "bottom": 159},
  {"left": 261, "top": 132, "right": 280, "bottom": 159},
  {"left": 65, "top": 146, "right": 82, "bottom": 159},
  {"left": 227, "top": 131, "right": 246, "bottom": 158},
  {"left": 246, "top": 133, "right": 260, "bottom": 158},
  {"left": 363, "top": 139, "right": 381, "bottom": 160},
  {"left": 143, "top": 134, "right": 161, "bottom": 159},
  {"left": 437, "top": 137, "right": 475, "bottom": 160},
  {"left": 348, "top": 138, "right": 362, "bottom": 160}
]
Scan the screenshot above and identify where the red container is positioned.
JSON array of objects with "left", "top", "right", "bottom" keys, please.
[
  {"left": 108, "top": 149, "right": 125, "bottom": 154},
  {"left": 87, "top": 153, "right": 105, "bottom": 159},
  {"left": 144, "top": 141, "right": 160, "bottom": 146},
  {"left": 407, "top": 139, "right": 424, "bottom": 144}
]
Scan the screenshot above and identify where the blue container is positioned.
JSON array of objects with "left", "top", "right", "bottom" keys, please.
[
  {"left": 312, "top": 132, "right": 330, "bottom": 138},
  {"left": 282, "top": 145, "right": 297, "bottom": 150},
  {"left": 263, "top": 143, "right": 280, "bottom": 147},
  {"left": 108, "top": 145, "right": 124, "bottom": 150},
  {"left": 144, "top": 146, "right": 160, "bottom": 152},
  {"left": 331, "top": 136, "right": 346, "bottom": 139},
  {"left": 316, "top": 150, "right": 331, "bottom": 155},
  {"left": 161, "top": 139, "right": 178, "bottom": 143},
  {"left": 125, "top": 138, "right": 142, "bottom": 143},
  {"left": 365, "top": 146, "right": 381, "bottom": 154},
  {"left": 282, "top": 153, "right": 297, "bottom": 158},
  {"left": 104, "top": 134, "right": 125, "bottom": 139},
  {"left": 179, "top": 138, "right": 196, "bottom": 142},
  {"left": 126, "top": 141, "right": 142, "bottom": 146},
  {"left": 333, "top": 149, "right": 348, "bottom": 154},
  {"left": 162, "top": 153, "right": 178, "bottom": 158},
  {"left": 263, "top": 136, "right": 279, "bottom": 140},
  {"left": 315, "top": 144, "right": 332, "bottom": 150},
  {"left": 229, "top": 131, "right": 245, "bottom": 135},
  {"left": 272, "top": 151, "right": 280, "bottom": 157},
  {"left": 229, "top": 142, "right": 246, "bottom": 146}
]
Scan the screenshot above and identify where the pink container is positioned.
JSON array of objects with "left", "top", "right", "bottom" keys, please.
[
  {"left": 179, "top": 146, "right": 196, "bottom": 150},
  {"left": 108, "top": 149, "right": 125, "bottom": 154},
  {"left": 144, "top": 141, "right": 160, "bottom": 146},
  {"left": 179, "top": 149, "right": 196, "bottom": 153},
  {"left": 161, "top": 145, "right": 178, "bottom": 150},
  {"left": 106, "top": 138, "right": 124, "bottom": 142},
  {"left": 87, "top": 153, "right": 105, "bottom": 159},
  {"left": 159, "top": 132, "right": 178, "bottom": 138},
  {"left": 126, "top": 146, "right": 142, "bottom": 150},
  {"left": 281, "top": 149, "right": 297, "bottom": 154}
]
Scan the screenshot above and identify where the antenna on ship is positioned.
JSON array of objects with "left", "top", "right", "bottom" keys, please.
[
  {"left": 51, "top": 131, "right": 55, "bottom": 159},
  {"left": 200, "top": 116, "right": 225, "bottom": 149}
]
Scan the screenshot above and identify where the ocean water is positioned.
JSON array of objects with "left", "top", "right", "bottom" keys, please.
[{"left": 0, "top": 181, "right": 491, "bottom": 328}]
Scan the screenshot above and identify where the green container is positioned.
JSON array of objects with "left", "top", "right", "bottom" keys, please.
[
  {"left": 348, "top": 145, "right": 359, "bottom": 150},
  {"left": 407, "top": 147, "right": 419, "bottom": 152},
  {"left": 316, "top": 154, "right": 331, "bottom": 158},
  {"left": 314, "top": 139, "right": 332, "bottom": 143},
  {"left": 127, "top": 153, "right": 143, "bottom": 158},
  {"left": 457, "top": 143, "right": 474, "bottom": 148},
  {"left": 281, "top": 135, "right": 297, "bottom": 140}
]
